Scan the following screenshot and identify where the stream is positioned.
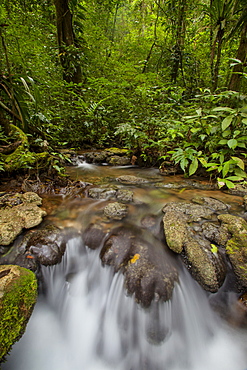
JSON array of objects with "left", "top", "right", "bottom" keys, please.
[{"left": 3, "top": 163, "right": 247, "bottom": 370}]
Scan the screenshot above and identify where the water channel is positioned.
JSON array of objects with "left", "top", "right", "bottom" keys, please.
[{"left": 3, "top": 162, "right": 247, "bottom": 370}]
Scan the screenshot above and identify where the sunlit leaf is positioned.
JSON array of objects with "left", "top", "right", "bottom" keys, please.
[
  {"left": 227, "top": 138, "right": 238, "bottom": 149},
  {"left": 222, "top": 115, "right": 233, "bottom": 131},
  {"left": 189, "top": 158, "right": 198, "bottom": 176},
  {"left": 231, "top": 156, "right": 245, "bottom": 170}
]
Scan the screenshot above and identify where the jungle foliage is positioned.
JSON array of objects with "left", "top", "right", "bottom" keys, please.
[{"left": 1, "top": 0, "right": 247, "bottom": 187}]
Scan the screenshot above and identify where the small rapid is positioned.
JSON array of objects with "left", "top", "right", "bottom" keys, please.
[{"left": 3, "top": 236, "right": 247, "bottom": 370}]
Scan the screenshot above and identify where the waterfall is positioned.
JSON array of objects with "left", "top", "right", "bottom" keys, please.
[{"left": 3, "top": 236, "right": 247, "bottom": 370}]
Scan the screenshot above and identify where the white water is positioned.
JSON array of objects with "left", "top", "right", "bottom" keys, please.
[{"left": 3, "top": 236, "right": 247, "bottom": 370}]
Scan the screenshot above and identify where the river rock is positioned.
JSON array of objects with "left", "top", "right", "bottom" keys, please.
[
  {"left": 0, "top": 265, "right": 37, "bottom": 362},
  {"left": 83, "top": 222, "right": 108, "bottom": 250},
  {"left": 162, "top": 202, "right": 215, "bottom": 222},
  {"left": 26, "top": 225, "right": 66, "bottom": 266},
  {"left": 108, "top": 156, "right": 131, "bottom": 166},
  {"left": 116, "top": 175, "right": 148, "bottom": 184},
  {"left": 103, "top": 202, "right": 128, "bottom": 220},
  {"left": 100, "top": 225, "right": 178, "bottom": 307},
  {"left": 0, "top": 225, "right": 68, "bottom": 270},
  {"left": 162, "top": 200, "right": 227, "bottom": 292},
  {"left": 218, "top": 214, "right": 247, "bottom": 288},
  {"left": 84, "top": 151, "right": 108, "bottom": 163},
  {"left": 0, "top": 192, "right": 46, "bottom": 246},
  {"left": 116, "top": 189, "right": 134, "bottom": 203},
  {"left": 88, "top": 186, "right": 117, "bottom": 200},
  {"left": 191, "top": 196, "right": 229, "bottom": 211}
]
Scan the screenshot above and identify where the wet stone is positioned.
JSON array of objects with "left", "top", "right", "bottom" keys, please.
[
  {"left": 100, "top": 225, "right": 179, "bottom": 307},
  {"left": 103, "top": 202, "right": 128, "bottom": 220}
]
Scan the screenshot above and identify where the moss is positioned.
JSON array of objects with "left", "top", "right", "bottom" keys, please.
[
  {"left": 0, "top": 124, "right": 51, "bottom": 173},
  {"left": 0, "top": 265, "right": 37, "bottom": 362},
  {"left": 107, "top": 147, "right": 129, "bottom": 155}
]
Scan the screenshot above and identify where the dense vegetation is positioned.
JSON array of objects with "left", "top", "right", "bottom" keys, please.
[{"left": 1, "top": 0, "right": 247, "bottom": 188}]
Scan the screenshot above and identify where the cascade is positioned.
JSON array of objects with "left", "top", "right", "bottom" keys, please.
[
  {"left": 3, "top": 236, "right": 247, "bottom": 370},
  {"left": 3, "top": 164, "right": 247, "bottom": 370}
]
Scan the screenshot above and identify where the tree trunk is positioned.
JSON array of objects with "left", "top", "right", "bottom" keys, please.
[
  {"left": 228, "top": 22, "right": 247, "bottom": 91},
  {"left": 170, "top": 0, "right": 187, "bottom": 83},
  {"left": 212, "top": 26, "right": 224, "bottom": 91},
  {"left": 53, "top": 0, "right": 82, "bottom": 84}
]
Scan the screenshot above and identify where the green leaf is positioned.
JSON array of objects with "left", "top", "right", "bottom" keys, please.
[
  {"left": 231, "top": 156, "right": 245, "bottom": 170},
  {"left": 212, "top": 107, "right": 235, "bottom": 113},
  {"left": 180, "top": 158, "right": 188, "bottom": 172},
  {"left": 227, "top": 138, "right": 238, "bottom": 149},
  {"left": 226, "top": 176, "right": 244, "bottom": 181},
  {"left": 241, "top": 119, "right": 247, "bottom": 125},
  {"left": 222, "top": 115, "right": 233, "bottom": 131},
  {"left": 189, "top": 158, "right": 198, "bottom": 176},
  {"left": 218, "top": 139, "right": 227, "bottom": 145},
  {"left": 198, "top": 157, "right": 208, "bottom": 167},
  {"left": 224, "top": 179, "right": 237, "bottom": 188},
  {"left": 222, "top": 161, "right": 230, "bottom": 178}
]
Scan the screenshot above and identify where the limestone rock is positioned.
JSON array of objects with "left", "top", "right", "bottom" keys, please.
[
  {"left": 104, "top": 202, "right": 128, "bottom": 220},
  {"left": 0, "top": 192, "right": 46, "bottom": 246},
  {"left": 162, "top": 200, "right": 228, "bottom": 292},
  {"left": 116, "top": 175, "right": 148, "bottom": 184},
  {"left": 218, "top": 214, "right": 247, "bottom": 287},
  {"left": 0, "top": 265, "right": 37, "bottom": 362}
]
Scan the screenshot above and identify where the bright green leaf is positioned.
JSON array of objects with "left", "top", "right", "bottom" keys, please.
[
  {"left": 222, "top": 162, "right": 230, "bottom": 178},
  {"left": 189, "top": 158, "right": 198, "bottom": 176},
  {"left": 227, "top": 138, "right": 238, "bottom": 149},
  {"left": 231, "top": 156, "right": 245, "bottom": 170},
  {"left": 222, "top": 115, "right": 234, "bottom": 131}
]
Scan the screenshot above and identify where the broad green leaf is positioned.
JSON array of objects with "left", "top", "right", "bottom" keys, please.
[
  {"left": 218, "top": 139, "right": 227, "bottom": 145},
  {"left": 224, "top": 179, "right": 236, "bottom": 189},
  {"left": 226, "top": 176, "right": 244, "bottom": 181},
  {"left": 222, "top": 130, "right": 231, "bottom": 138},
  {"left": 222, "top": 115, "right": 233, "bottom": 131},
  {"left": 234, "top": 168, "right": 247, "bottom": 177},
  {"left": 227, "top": 138, "right": 238, "bottom": 149},
  {"left": 231, "top": 156, "right": 245, "bottom": 170},
  {"left": 242, "top": 118, "right": 247, "bottom": 125},
  {"left": 189, "top": 158, "right": 198, "bottom": 176},
  {"left": 222, "top": 162, "right": 230, "bottom": 178},
  {"left": 212, "top": 107, "right": 235, "bottom": 113},
  {"left": 180, "top": 158, "right": 188, "bottom": 172},
  {"left": 198, "top": 157, "right": 208, "bottom": 167}
]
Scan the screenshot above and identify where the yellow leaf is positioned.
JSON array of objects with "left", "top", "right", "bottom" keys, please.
[{"left": 130, "top": 253, "right": 140, "bottom": 264}]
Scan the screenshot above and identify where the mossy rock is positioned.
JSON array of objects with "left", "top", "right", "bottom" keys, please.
[
  {"left": 106, "top": 147, "right": 129, "bottom": 155},
  {"left": 0, "top": 264, "right": 37, "bottom": 362},
  {"left": 218, "top": 214, "right": 247, "bottom": 287}
]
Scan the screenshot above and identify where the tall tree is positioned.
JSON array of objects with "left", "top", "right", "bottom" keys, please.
[
  {"left": 53, "top": 0, "right": 82, "bottom": 83},
  {"left": 209, "top": 0, "right": 237, "bottom": 91},
  {"left": 228, "top": 4, "right": 247, "bottom": 91}
]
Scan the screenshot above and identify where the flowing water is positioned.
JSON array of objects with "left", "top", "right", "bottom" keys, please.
[{"left": 3, "top": 163, "right": 247, "bottom": 370}]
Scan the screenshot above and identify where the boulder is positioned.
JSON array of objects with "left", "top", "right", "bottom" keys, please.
[
  {"left": 0, "top": 192, "right": 46, "bottom": 246},
  {"left": 0, "top": 225, "right": 68, "bottom": 270},
  {"left": 218, "top": 214, "right": 247, "bottom": 288},
  {"left": 162, "top": 200, "right": 227, "bottom": 292},
  {"left": 104, "top": 202, "right": 128, "bottom": 220},
  {"left": 88, "top": 186, "right": 117, "bottom": 200},
  {"left": 0, "top": 265, "right": 37, "bottom": 362},
  {"left": 108, "top": 156, "right": 131, "bottom": 166},
  {"left": 116, "top": 175, "right": 148, "bottom": 184},
  {"left": 100, "top": 226, "right": 178, "bottom": 307}
]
